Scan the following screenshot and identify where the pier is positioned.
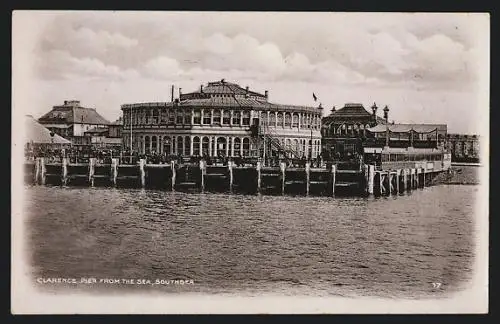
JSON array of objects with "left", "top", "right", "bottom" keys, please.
[{"left": 24, "top": 157, "right": 448, "bottom": 197}]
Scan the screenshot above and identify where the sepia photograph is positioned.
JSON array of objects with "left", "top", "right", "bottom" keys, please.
[{"left": 11, "top": 11, "right": 489, "bottom": 314}]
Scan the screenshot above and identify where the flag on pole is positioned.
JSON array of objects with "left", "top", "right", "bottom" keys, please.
[{"left": 312, "top": 93, "right": 317, "bottom": 101}]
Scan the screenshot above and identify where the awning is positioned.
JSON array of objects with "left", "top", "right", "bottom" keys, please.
[
  {"left": 25, "top": 116, "right": 71, "bottom": 144},
  {"left": 367, "top": 124, "right": 440, "bottom": 133}
]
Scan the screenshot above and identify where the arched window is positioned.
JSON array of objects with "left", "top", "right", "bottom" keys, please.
[
  {"left": 177, "top": 136, "right": 184, "bottom": 156},
  {"left": 163, "top": 136, "right": 171, "bottom": 155},
  {"left": 294, "top": 139, "right": 299, "bottom": 152},
  {"left": 277, "top": 112, "right": 284, "bottom": 127},
  {"left": 151, "top": 136, "right": 157, "bottom": 153},
  {"left": 242, "top": 138, "right": 250, "bottom": 156},
  {"left": 145, "top": 110, "right": 151, "bottom": 124},
  {"left": 234, "top": 137, "right": 241, "bottom": 156},
  {"left": 217, "top": 137, "right": 227, "bottom": 157},
  {"left": 202, "top": 137, "right": 210, "bottom": 156},
  {"left": 172, "top": 136, "right": 176, "bottom": 154},
  {"left": 184, "top": 136, "right": 191, "bottom": 156},
  {"left": 223, "top": 110, "right": 230, "bottom": 125},
  {"left": 284, "top": 113, "right": 291, "bottom": 127},
  {"left": 232, "top": 111, "right": 241, "bottom": 125},
  {"left": 286, "top": 138, "right": 291, "bottom": 149},
  {"left": 193, "top": 136, "right": 200, "bottom": 156},
  {"left": 292, "top": 113, "right": 299, "bottom": 128},
  {"left": 269, "top": 112, "right": 276, "bottom": 126},
  {"left": 144, "top": 136, "right": 150, "bottom": 154}
]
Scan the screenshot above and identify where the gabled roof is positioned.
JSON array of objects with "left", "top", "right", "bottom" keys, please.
[
  {"left": 367, "top": 123, "right": 447, "bottom": 133},
  {"left": 25, "top": 115, "right": 71, "bottom": 144},
  {"left": 38, "top": 103, "right": 110, "bottom": 125}
]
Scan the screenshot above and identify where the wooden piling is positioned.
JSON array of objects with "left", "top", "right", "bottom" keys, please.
[
  {"left": 280, "top": 162, "right": 286, "bottom": 195},
  {"left": 423, "top": 170, "right": 426, "bottom": 187},
  {"left": 367, "top": 164, "right": 374, "bottom": 195},
  {"left": 89, "top": 158, "right": 95, "bottom": 187},
  {"left": 139, "top": 159, "right": 145, "bottom": 188},
  {"left": 256, "top": 160, "right": 262, "bottom": 193},
  {"left": 331, "top": 164, "right": 337, "bottom": 196},
  {"left": 379, "top": 172, "right": 384, "bottom": 195},
  {"left": 40, "top": 157, "right": 46, "bottom": 185},
  {"left": 411, "top": 169, "right": 416, "bottom": 189},
  {"left": 305, "top": 162, "right": 310, "bottom": 195},
  {"left": 111, "top": 158, "right": 118, "bottom": 186},
  {"left": 170, "top": 160, "right": 176, "bottom": 191},
  {"left": 403, "top": 169, "right": 408, "bottom": 191},
  {"left": 228, "top": 161, "right": 233, "bottom": 192},
  {"left": 199, "top": 159, "right": 205, "bottom": 192},
  {"left": 416, "top": 168, "right": 420, "bottom": 188},
  {"left": 34, "top": 157, "right": 40, "bottom": 185},
  {"left": 396, "top": 169, "right": 401, "bottom": 194},
  {"left": 62, "top": 157, "right": 68, "bottom": 186}
]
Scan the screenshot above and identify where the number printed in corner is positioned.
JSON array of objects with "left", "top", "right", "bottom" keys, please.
[{"left": 432, "top": 282, "right": 442, "bottom": 288}]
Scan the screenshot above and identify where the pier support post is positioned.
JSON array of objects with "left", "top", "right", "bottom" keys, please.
[
  {"left": 199, "top": 159, "right": 206, "bottom": 192},
  {"left": 367, "top": 164, "right": 374, "bottom": 195},
  {"left": 88, "top": 158, "right": 95, "bottom": 187},
  {"left": 280, "top": 162, "right": 286, "bottom": 195},
  {"left": 170, "top": 160, "right": 176, "bottom": 191},
  {"left": 256, "top": 160, "right": 262, "bottom": 193},
  {"left": 416, "top": 168, "right": 421, "bottom": 188},
  {"left": 379, "top": 172, "right": 384, "bottom": 195},
  {"left": 228, "top": 160, "right": 234, "bottom": 193},
  {"left": 62, "top": 157, "right": 68, "bottom": 186},
  {"left": 423, "top": 170, "right": 426, "bottom": 188},
  {"left": 305, "top": 162, "right": 310, "bottom": 195},
  {"left": 139, "top": 159, "right": 146, "bottom": 188},
  {"left": 34, "top": 157, "right": 40, "bottom": 185},
  {"left": 331, "top": 164, "right": 336, "bottom": 196},
  {"left": 403, "top": 169, "right": 408, "bottom": 191},
  {"left": 411, "top": 169, "right": 416, "bottom": 189},
  {"left": 40, "top": 157, "right": 46, "bottom": 185},
  {"left": 111, "top": 158, "right": 118, "bottom": 186},
  {"left": 396, "top": 169, "right": 401, "bottom": 194}
]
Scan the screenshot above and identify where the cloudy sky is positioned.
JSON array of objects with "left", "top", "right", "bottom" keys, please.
[{"left": 13, "top": 11, "right": 489, "bottom": 134}]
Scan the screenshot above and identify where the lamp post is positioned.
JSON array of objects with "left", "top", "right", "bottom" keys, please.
[{"left": 383, "top": 105, "right": 389, "bottom": 148}]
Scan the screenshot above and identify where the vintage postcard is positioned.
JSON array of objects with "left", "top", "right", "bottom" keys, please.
[{"left": 11, "top": 11, "right": 489, "bottom": 314}]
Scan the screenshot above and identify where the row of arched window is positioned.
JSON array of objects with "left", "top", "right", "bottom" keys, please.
[{"left": 123, "top": 134, "right": 321, "bottom": 158}]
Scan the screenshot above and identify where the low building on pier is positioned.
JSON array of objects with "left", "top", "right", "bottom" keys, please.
[
  {"left": 446, "top": 133, "right": 480, "bottom": 163},
  {"left": 121, "top": 80, "right": 323, "bottom": 159}
]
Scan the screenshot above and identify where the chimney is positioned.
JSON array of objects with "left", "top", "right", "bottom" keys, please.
[
  {"left": 200, "top": 84, "right": 204, "bottom": 93},
  {"left": 171, "top": 85, "right": 174, "bottom": 102},
  {"left": 179, "top": 87, "right": 182, "bottom": 99},
  {"left": 265, "top": 90, "right": 268, "bottom": 100},
  {"left": 331, "top": 106, "right": 336, "bottom": 114},
  {"left": 245, "top": 86, "right": 249, "bottom": 98}
]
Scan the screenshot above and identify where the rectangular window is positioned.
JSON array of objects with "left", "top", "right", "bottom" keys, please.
[
  {"left": 184, "top": 110, "right": 191, "bottom": 125},
  {"left": 161, "top": 108, "right": 168, "bottom": 124},
  {"left": 168, "top": 110, "right": 175, "bottom": 124},
  {"left": 242, "top": 111, "right": 250, "bottom": 126},
  {"left": 213, "top": 110, "right": 221, "bottom": 125},
  {"left": 203, "top": 110, "right": 211, "bottom": 125},
  {"left": 193, "top": 110, "right": 201, "bottom": 124},
  {"left": 177, "top": 111, "right": 183, "bottom": 124},
  {"left": 223, "top": 110, "right": 230, "bottom": 125},
  {"left": 232, "top": 111, "right": 241, "bottom": 125},
  {"left": 292, "top": 114, "right": 298, "bottom": 128}
]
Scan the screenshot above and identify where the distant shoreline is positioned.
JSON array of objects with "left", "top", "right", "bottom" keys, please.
[{"left": 437, "top": 165, "right": 481, "bottom": 185}]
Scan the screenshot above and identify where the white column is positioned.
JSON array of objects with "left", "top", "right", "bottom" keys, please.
[
  {"left": 199, "top": 137, "right": 203, "bottom": 156},
  {"left": 231, "top": 137, "right": 235, "bottom": 156},
  {"left": 190, "top": 136, "right": 194, "bottom": 156},
  {"left": 210, "top": 109, "right": 214, "bottom": 125},
  {"left": 190, "top": 108, "right": 194, "bottom": 125},
  {"left": 230, "top": 110, "right": 234, "bottom": 126},
  {"left": 226, "top": 136, "right": 229, "bottom": 157},
  {"left": 201, "top": 109, "right": 204, "bottom": 125},
  {"left": 275, "top": 112, "right": 278, "bottom": 127},
  {"left": 298, "top": 113, "right": 301, "bottom": 130},
  {"left": 208, "top": 137, "right": 213, "bottom": 157}
]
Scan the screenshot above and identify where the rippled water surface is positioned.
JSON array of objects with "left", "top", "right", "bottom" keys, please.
[{"left": 24, "top": 184, "right": 478, "bottom": 298}]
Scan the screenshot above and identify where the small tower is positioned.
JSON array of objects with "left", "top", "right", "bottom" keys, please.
[
  {"left": 371, "top": 102, "right": 378, "bottom": 125},
  {"left": 383, "top": 105, "right": 389, "bottom": 123}
]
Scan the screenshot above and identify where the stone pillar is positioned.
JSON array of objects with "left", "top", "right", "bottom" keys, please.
[
  {"left": 62, "top": 157, "right": 68, "bottom": 186},
  {"left": 298, "top": 113, "right": 301, "bottom": 131},
  {"left": 256, "top": 160, "right": 262, "bottom": 193},
  {"left": 190, "top": 136, "right": 194, "bottom": 156},
  {"left": 208, "top": 137, "right": 213, "bottom": 157},
  {"left": 226, "top": 136, "right": 229, "bottom": 157},
  {"left": 231, "top": 137, "right": 235, "bottom": 157},
  {"left": 89, "top": 158, "right": 96, "bottom": 187},
  {"left": 228, "top": 160, "right": 233, "bottom": 192},
  {"left": 280, "top": 161, "right": 286, "bottom": 195},
  {"left": 111, "top": 158, "right": 118, "bottom": 186},
  {"left": 331, "top": 164, "right": 337, "bottom": 196},
  {"left": 139, "top": 159, "right": 146, "bottom": 188},
  {"left": 170, "top": 160, "right": 176, "bottom": 191},
  {"left": 210, "top": 109, "right": 214, "bottom": 125},
  {"left": 230, "top": 110, "right": 233, "bottom": 126},
  {"left": 199, "top": 159, "right": 206, "bottom": 192},
  {"left": 190, "top": 108, "right": 194, "bottom": 125}
]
